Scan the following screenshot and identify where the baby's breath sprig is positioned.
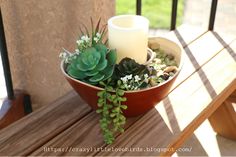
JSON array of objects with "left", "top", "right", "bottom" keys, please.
[
  {"left": 59, "top": 48, "right": 78, "bottom": 64},
  {"left": 76, "top": 18, "right": 107, "bottom": 52},
  {"left": 60, "top": 18, "right": 108, "bottom": 65},
  {"left": 120, "top": 74, "right": 149, "bottom": 90}
]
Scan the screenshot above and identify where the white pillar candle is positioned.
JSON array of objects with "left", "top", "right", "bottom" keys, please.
[{"left": 108, "top": 15, "right": 149, "bottom": 64}]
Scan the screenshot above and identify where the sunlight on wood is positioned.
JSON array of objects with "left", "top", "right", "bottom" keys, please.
[
  {"left": 172, "top": 120, "right": 222, "bottom": 157},
  {"left": 155, "top": 101, "right": 174, "bottom": 133},
  {"left": 233, "top": 103, "right": 236, "bottom": 112},
  {"left": 165, "top": 24, "right": 206, "bottom": 47},
  {"left": 188, "top": 32, "right": 229, "bottom": 65},
  {"left": 193, "top": 120, "right": 221, "bottom": 157},
  {"left": 155, "top": 73, "right": 213, "bottom": 131},
  {"left": 169, "top": 75, "right": 212, "bottom": 128}
]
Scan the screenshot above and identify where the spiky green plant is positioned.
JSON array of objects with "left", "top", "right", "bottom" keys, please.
[{"left": 76, "top": 18, "right": 108, "bottom": 51}]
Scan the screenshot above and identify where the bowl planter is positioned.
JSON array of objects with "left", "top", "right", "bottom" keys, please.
[{"left": 61, "top": 37, "right": 183, "bottom": 117}]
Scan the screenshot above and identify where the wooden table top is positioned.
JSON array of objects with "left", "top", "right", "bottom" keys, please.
[{"left": 0, "top": 25, "right": 236, "bottom": 156}]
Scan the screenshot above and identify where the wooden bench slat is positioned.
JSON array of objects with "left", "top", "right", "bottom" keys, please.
[
  {"left": 0, "top": 91, "right": 92, "bottom": 156},
  {"left": 209, "top": 100, "right": 236, "bottom": 140},
  {"left": 27, "top": 26, "right": 206, "bottom": 155},
  {"left": 172, "top": 31, "right": 235, "bottom": 89},
  {"left": 31, "top": 111, "right": 141, "bottom": 156},
  {"left": 164, "top": 24, "right": 207, "bottom": 48},
  {"left": 97, "top": 39, "right": 236, "bottom": 156}
]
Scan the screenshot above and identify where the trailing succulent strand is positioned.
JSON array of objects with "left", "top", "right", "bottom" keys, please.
[{"left": 96, "top": 80, "right": 127, "bottom": 144}]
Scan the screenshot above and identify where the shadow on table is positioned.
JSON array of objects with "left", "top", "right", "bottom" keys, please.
[
  {"left": 216, "top": 135, "right": 236, "bottom": 156},
  {"left": 162, "top": 98, "right": 208, "bottom": 156},
  {"left": 162, "top": 29, "right": 221, "bottom": 156},
  {"left": 212, "top": 31, "right": 236, "bottom": 61}
]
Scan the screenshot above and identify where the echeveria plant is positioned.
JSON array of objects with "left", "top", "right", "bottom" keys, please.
[{"left": 67, "top": 44, "right": 116, "bottom": 85}]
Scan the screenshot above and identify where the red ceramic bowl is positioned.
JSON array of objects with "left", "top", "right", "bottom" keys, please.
[{"left": 61, "top": 37, "right": 183, "bottom": 117}]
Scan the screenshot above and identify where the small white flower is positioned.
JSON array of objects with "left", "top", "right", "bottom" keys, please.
[
  {"left": 81, "top": 35, "right": 90, "bottom": 43},
  {"left": 96, "top": 32, "right": 101, "bottom": 38},
  {"left": 127, "top": 74, "right": 132, "bottom": 80},
  {"left": 134, "top": 75, "right": 141, "bottom": 82},
  {"left": 144, "top": 74, "right": 149, "bottom": 83},
  {"left": 94, "top": 37, "right": 99, "bottom": 43},
  {"left": 76, "top": 40, "right": 83, "bottom": 45},
  {"left": 81, "top": 35, "right": 86, "bottom": 40},
  {"left": 75, "top": 49, "right": 80, "bottom": 54},
  {"left": 59, "top": 52, "right": 67, "bottom": 59},
  {"left": 144, "top": 74, "right": 149, "bottom": 79},
  {"left": 121, "top": 77, "right": 128, "bottom": 83}
]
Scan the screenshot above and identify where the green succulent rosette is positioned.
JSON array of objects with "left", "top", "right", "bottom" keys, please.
[{"left": 67, "top": 44, "right": 117, "bottom": 85}]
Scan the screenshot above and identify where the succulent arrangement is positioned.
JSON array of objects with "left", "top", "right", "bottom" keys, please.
[{"left": 60, "top": 19, "right": 178, "bottom": 144}]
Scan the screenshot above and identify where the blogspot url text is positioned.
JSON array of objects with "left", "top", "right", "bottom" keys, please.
[{"left": 43, "top": 146, "right": 192, "bottom": 153}]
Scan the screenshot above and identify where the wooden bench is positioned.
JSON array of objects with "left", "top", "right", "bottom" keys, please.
[{"left": 0, "top": 25, "right": 235, "bottom": 156}]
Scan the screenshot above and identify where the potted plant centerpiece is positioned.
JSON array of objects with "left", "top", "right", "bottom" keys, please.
[{"left": 60, "top": 15, "right": 183, "bottom": 144}]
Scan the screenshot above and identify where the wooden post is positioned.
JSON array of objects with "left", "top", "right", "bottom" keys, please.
[
  {"left": 0, "top": 7, "right": 32, "bottom": 129},
  {"left": 208, "top": 96, "right": 236, "bottom": 140}
]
